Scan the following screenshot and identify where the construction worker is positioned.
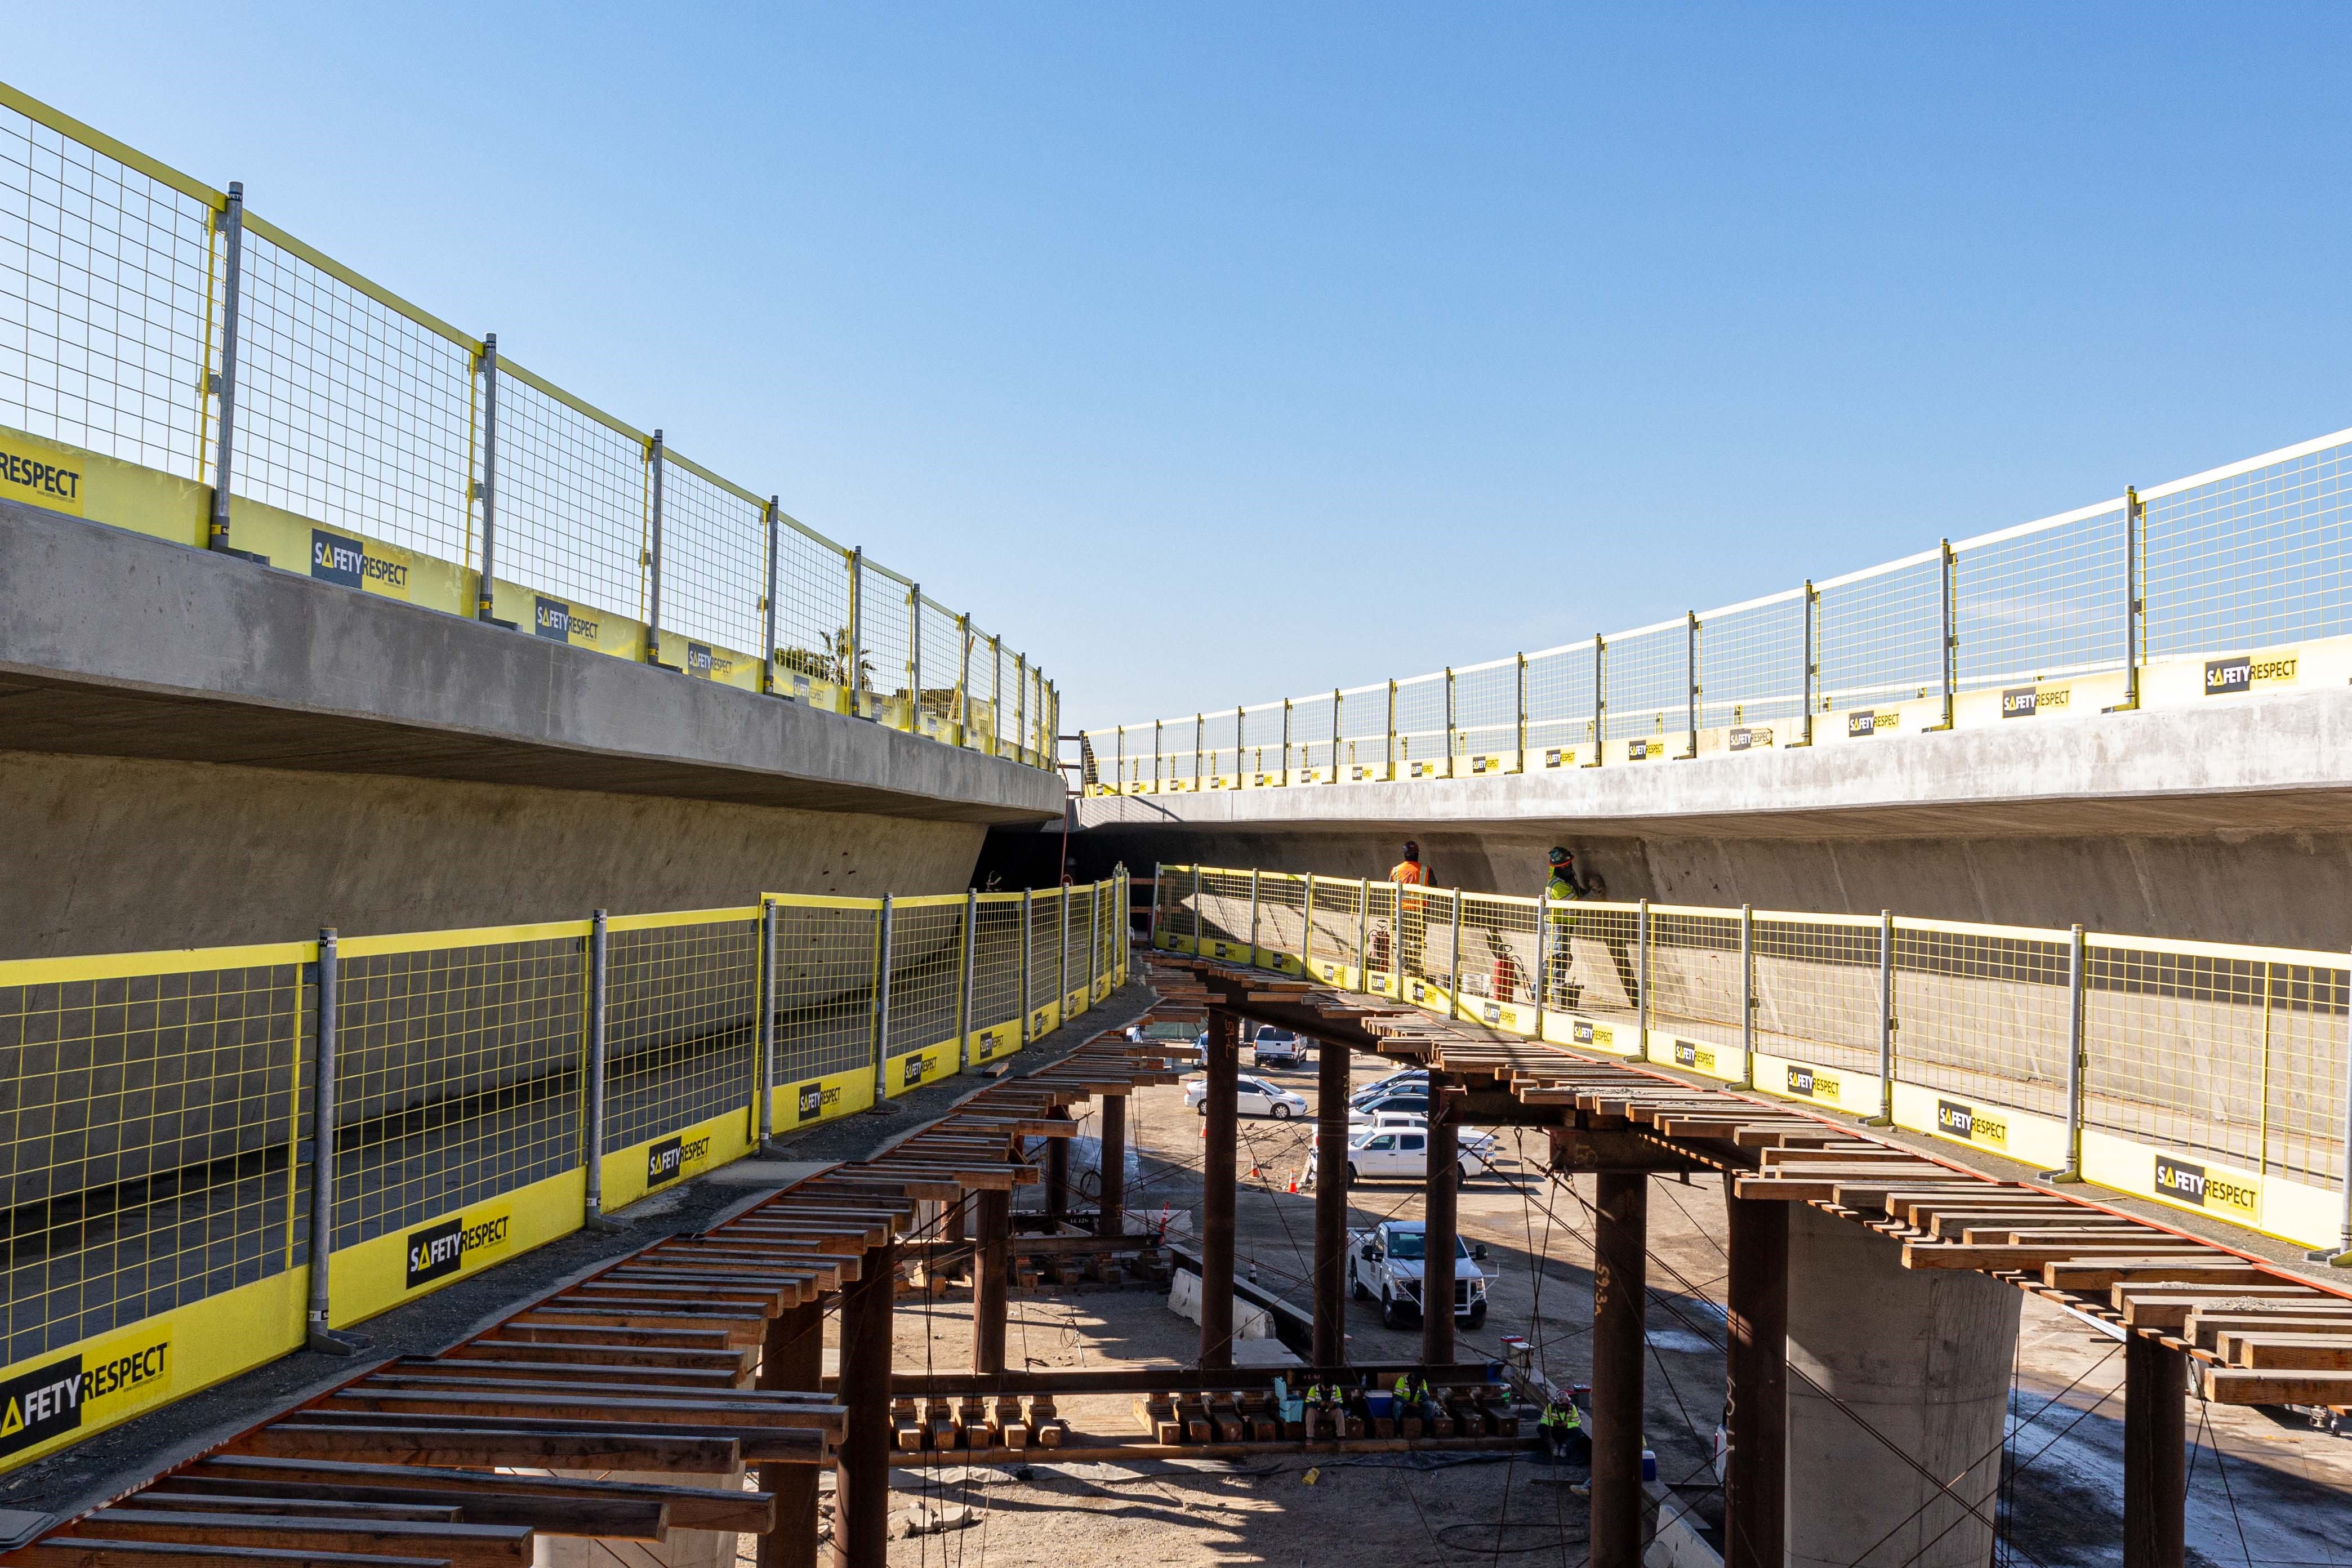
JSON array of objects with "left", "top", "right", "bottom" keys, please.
[
  {"left": 1391, "top": 841, "right": 1432, "bottom": 980},
  {"left": 1538, "top": 1388, "right": 1589, "bottom": 1465},
  {"left": 1393, "top": 1366, "right": 1438, "bottom": 1428},
  {"left": 1543, "top": 848, "right": 1586, "bottom": 1009},
  {"left": 1302, "top": 1378, "right": 1342, "bottom": 1439}
]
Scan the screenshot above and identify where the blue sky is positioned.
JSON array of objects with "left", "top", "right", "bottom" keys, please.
[{"left": 16, "top": 6, "right": 2351, "bottom": 728}]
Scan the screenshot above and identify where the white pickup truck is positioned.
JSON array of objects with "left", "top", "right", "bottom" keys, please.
[{"left": 1349, "top": 1219, "right": 1489, "bottom": 1330}]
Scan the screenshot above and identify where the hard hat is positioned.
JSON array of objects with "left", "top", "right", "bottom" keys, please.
[
  {"left": 1548, "top": 847, "right": 1573, "bottom": 865},
  {"left": 1402, "top": 840, "right": 1420, "bottom": 857}
]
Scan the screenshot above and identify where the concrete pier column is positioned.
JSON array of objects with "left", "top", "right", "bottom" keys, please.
[
  {"left": 1199, "top": 1007, "right": 1240, "bottom": 1367},
  {"left": 1044, "top": 1106, "right": 1070, "bottom": 1224},
  {"left": 756, "top": 1302, "right": 825, "bottom": 1568},
  {"left": 831, "top": 1240, "right": 896, "bottom": 1568},
  {"left": 1096, "top": 1094, "right": 1126, "bottom": 1239},
  {"left": 2123, "top": 1335, "right": 2186, "bottom": 1568},
  {"left": 972, "top": 1187, "right": 1011, "bottom": 1375},
  {"left": 1785, "top": 1204, "right": 2020, "bottom": 1568},
  {"left": 1590, "top": 1171, "right": 1649, "bottom": 1568},
  {"left": 1723, "top": 1193, "right": 1787, "bottom": 1568},
  {"left": 1312, "top": 1034, "right": 1352, "bottom": 1369},
  {"left": 1420, "top": 1067, "right": 1458, "bottom": 1367}
]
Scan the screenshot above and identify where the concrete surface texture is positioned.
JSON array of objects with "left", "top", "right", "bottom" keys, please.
[
  {"left": 1783, "top": 1202, "right": 2021, "bottom": 1568},
  {"left": 0, "top": 747, "right": 991, "bottom": 957},
  {"left": 0, "top": 498, "right": 1062, "bottom": 824}
]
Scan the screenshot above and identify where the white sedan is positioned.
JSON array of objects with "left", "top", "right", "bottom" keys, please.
[{"left": 1182, "top": 1073, "right": 1311, "bottom": 1120}]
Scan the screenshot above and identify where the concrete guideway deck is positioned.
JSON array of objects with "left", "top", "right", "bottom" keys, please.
[{"left": 1155, "top": 951, "right": 2352, "bottom": 1568}]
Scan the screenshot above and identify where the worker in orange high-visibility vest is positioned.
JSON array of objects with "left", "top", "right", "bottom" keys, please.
[{"left": 1391, "top": 841, "right": 1431, "bottom": 982}]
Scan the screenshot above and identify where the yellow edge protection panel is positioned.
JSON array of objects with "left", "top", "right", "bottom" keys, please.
[
  {"left": 340, "top": 920, "right": 593, "bottom": 958},
  {"left": 1092, "top": 973, "right": 1113, "bottom": 1003},
  {"left": 2082, "top": 930, "right": 2345, "bottom": 968},
  {"left": 1027, "top": 999, "right": 1063, "bottom": 1040},
  {"left": 492, "top": 577, "right": 648, "bottom": 662},
  {"left": 977, "top": 891, "right": 1026, "bottom": 906},
  {"left": 0, "top": 1271, "right": 305, "bottom": 1476},
  {"left": 1159, "top": 933, "right": 1197, "bottom": 955},
  {"left": 1750, "top": 1050, "right": 1884, "bottom": 1119},
  {"left": 0, "top": 425, "right": 89, "bottom": 516},
  {"left": 969, "top": 1021, "right": 1024, "bottom": 1064},
  {"left": 666, "top": 448, "right": 768, "bottom": 511},
  {"left": 1888, "top": 915, "right": 2069, "bottom": 943},
  {"left": 328, "top": 1169, "right": 585, "bottom": 1330},
  {"left": 771, "top": 1066, "right": 876, "bottom": 1132},
  {"left": 1250, "top": 951, "right": 1306, "bottom": 977},
  {"left": 1196, "top": 937, "right": 1253, "bottom": 964},
  {"left": 0, "top": 938, "right": 314, "bottom": 988},
  {"left": 606, "top": 906, "right": 761, "bottom": 933},
  {"left": 1063, "top": 986, "right": 1088, "bottom": 1019},
  {"left": 1888, "top": 1081, "right": 2071, "bottom": 1172},
  {"left": 764, "top": 893, "right": 885, "bottom": 912},
  {"left": 1647, "top": 1031, "right": 1746, "bottom": 1083},
  {"left": 893, "top": 893, "right": 970, "bottom": 910},
  {"left": 497, "top": 355, "right": 649, "bottom": 446},
  {"left": 1748, "top": 909, "right": 1885, "bottom": 931},
  {"left": 603, "top": 1107, "right": 754, "bottom": 1215},
  {"left": 885, "top": 1040, "right": 959, "bottom": 1097},
  {"left": 1539, "top": 1012, "right": 1640, "bottom": 1057},
  {"left": 653, "top": 629, "right": 764, "bottom": 692},
  {"left": 1311, "top": 960, "right": 1362, "bottom": 990}
]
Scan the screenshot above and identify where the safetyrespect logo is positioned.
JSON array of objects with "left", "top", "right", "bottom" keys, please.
[
  {"left": 403, "top": 1205, "right": 514, "bottom": 1290},
  {"left": 646, "top": 1133, "right": 713, "bottom": 1189},
  {"left": 1935, "top": 1099, "right": 2007, "bottom": 1149},
  {"left": 309, "top": 528, "right": 411, "bottom": 597},
  {"left": 0, "top": 1331, "right": 170, "bottom": 1458},
  {"left": 2154, "top": 1155, "right": 2258, "bottom": 1218}
]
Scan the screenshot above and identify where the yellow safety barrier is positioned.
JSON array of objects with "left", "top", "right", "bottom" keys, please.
[
  {"left": 1153, "top": 863, "right": 2352, "bottom": 1259},
  {"left": 0, "top": 872, "right": 1126, "bottom": 1475}
]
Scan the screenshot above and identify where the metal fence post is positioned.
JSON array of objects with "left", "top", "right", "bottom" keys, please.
[
  {"left": 1019, "top": 888, "right": 1035, "bottom": 1038},
  {"left": 1058, "top": 884, "right": 1071, "bottom": 1013},
  {"left": 1935, "top": 539, "right": 1956, "bottom": 730},
  {"left": 1153, "top": 719, "right": 1163, "bottom": 788},
  {"left": 2321, "top": 949, "right": 2352, "bottom": 1266},
  {"left": 305, "top": 926, "right": 359, "bottom": 1353},
  {"left": 206, "top": 182, "right": 248, "bottom": 556},
  {"left": 2117, "top": 486, "right": 2144, "bottom": 712},
  {"left": 761, "top": 498, "right": 781, "bottom": 694},
  {"left": 1194, "top": 713, "right": 1204, "bottom": 789},
  {"left": 2048, "top": 924, "right": 2087, "bottom": 1182},
  {"left": 1235, "top": 705, "right": 1245, "bottom": 785},
  {"left": 1447, "top": 888, "right": 1465, "bottom": 1020},
  {"left": 756, "top": 899, "right": 778, "bottom": 1146},
  {"left": 1637, "top": 899, "right": 1652, "bottom": 1059},
  {"left": 584, "top": 909, "right": 617, "bottom": 1228},
  {"left": 1587, "top": 634, "right": 1606, "bottom": 767},
  {"left": 872, "top": 896, "right": 895, "bottom": 1099},
  {"left": 1280, "top": 698, "right": 1292, "bottom": 782},
  {"left": 1685, "top": 611, "right": 1700, "bottom": 758},
  {"left": 1248, "top": 868, "right": 1262, "bottom": 966},
  {"left": 957, "top": 614, "right": 973, "bottom": 742},
  {"left": 1356, "top": 876, "right": 1372, "bottom": 990},
  {"left": 991, "top": 636, "right": 1003, "bottom": 751},
  {"left": 1869, "top": 910, "right": 1895, "bottom": 1126},
  {"left": 1330, "top": 687, "right": 1343, "bottom": 782},
  {"left": 958, "top": 889, "right": 978, "bottom": 1070},
  {"left": 1444, "top": 666, "right": 1456, "bottom": 773},
  {"left": 474, "top": 333, "right": 502, "bottom": 621},
  {"left": 1192, "top": 866, "right": 1204, "bottom": 954},
  {"left": 1148, "top": 860, "right": 1164, "bottom": 950},
  {"left": 1515, "top": 653, "right": 1528, "bottom": 770},
  {"left": 1799, "top": 580, "right": 1818, "bottom": 745},
  {"left": 1385, "top": 680, "right": 1397, "bottom": 778},
  {"left": 1085, "top": 878, "right": 1099, "bottom": 1003},
  {"left": 1302, "top": 871, "right": 1316, "bottom": 975},
  {"left": 1534, "top": 892, "right": 1551, "bottom": 1043},
  {"left": 1739, "top": 903, "right": 1755, "bottom": 1086},
  {"left": 908, "top": 583, "right": 923, "bottom": 734},
  {"left": 644, "top": 430, "right": 666, "bottom": 665},
  {"left": 848, "top": 547, "right": 865, "bottom": 715}
]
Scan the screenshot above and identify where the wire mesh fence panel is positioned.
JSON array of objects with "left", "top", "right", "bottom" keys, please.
[
  {"left": 1393, "top": 673, "right": 1446, "bottom": 774},
  {"left": 2142, "top": 436, "right": 2352, "bottom": 661},
  {"left": 885, "top": 900, "right": 965, "bottom": 1059},
  {"left": 1025, "top": 892, "right": 1064, "bottom": 1014},
  {"left": 1751, "top": 913, "right": 1883, "bottom": 1073},
  {"left": 2082, "top": 941, "right": 2349, "bottom": 1186},
  {"left": 1816, "top": 554, "right": 1943, "bottom": 719},
  {"left": 0, "top": 951, "right": 305, "bottom": 1366},
  {"left": 1458, "top": 893, "right": 1539, "bottom": 1010},
  {"left": 1062, "top": 885, "right": 1094, "bottom": 996},
  {"left": 917, "top": 598, "right": 965, "bottom": 734},
  {"left": 493, "top": 371, "right": 647, "bottom": 625},
  {"left": 603, "top": 915, "right": 758, "bottom": 1151},
  {"left": 970, "top": 894, "right": 1026, "bottom": 1036},
  {"left": 1888, "top": 922, "right": 2070, "bottom": 1119},
  {"left": 770, "top": 902, "right": 879, "bottom": 1086},
  {"left": 1292, "top": 693, "right": 1336, "bottom": 774},
  {"left": 856, "top": 559, "right": 913, "bottom": 720},
  {"left": 231, "top": 229, "right": 476, "bottom": 567},
  {"left": 772, "top": 522, "right": 853, "bottom": 692},
  {"left": 1644, "top": 909, "right": 1744, "bottom": 1037},
  {"left": 1304, "top": 877, "right": 1364, "bottom": 974},
  {"left": 1556, "top": 902, "right": 1645, "bottom": 1025},
  {"left": 1696, "top": 592, "right": 1807, "bottom": 737},
  {"left": 1524, "top": 641, "right": 1598, "bottom": 758},
  {"left": 1953, "top": 506, "right": 2127, "bottom": 692},
  {"left": 1254, "top": 874, "right": 1308, "bottom": 966},
  {"left": 0, "top": 105, "right": 215, "bottom": 481},
  {"left": 1453, "top": 660, "right": 1518, "bottom": 765},
  {"left": 1240, "top": 702, "right": 1285, "bottom": 780},
  {"left": 1152, "top": 868, "right": 1193, "bottom": 946},
  {"left": 1602, "top": 621, "right": 1688, "bottom": 751},
  {"left": 1336, "top": 684, "right": 1389, "bottom": 778},
  {"left": 1362, "top": 883, "right": 1401, "bottom": 985},
  {"left": 331, "top": 934, "right": 584, "bottom": 1250},
  {"left": 657, "top": 461, "right": 764, "bottom": 667}
]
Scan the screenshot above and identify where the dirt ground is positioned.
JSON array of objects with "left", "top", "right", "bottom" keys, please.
[{"left": 817, "top": 1044, "right": 2352, "bottom": 1567}]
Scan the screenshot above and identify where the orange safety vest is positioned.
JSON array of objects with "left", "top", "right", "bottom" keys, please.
[{"left": 1392, "top": 859, "right": 1430, "bottom": 913}]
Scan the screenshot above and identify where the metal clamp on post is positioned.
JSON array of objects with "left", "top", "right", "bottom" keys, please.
[{"left": 305, "top": 929, "right": 364, "bottom": 1355}]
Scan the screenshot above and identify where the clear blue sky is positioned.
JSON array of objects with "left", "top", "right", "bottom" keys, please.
[{"left": 17, "top": 6, "right": 2350, "bottom": 729}]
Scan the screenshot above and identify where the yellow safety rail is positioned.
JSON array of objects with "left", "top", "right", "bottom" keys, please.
[
  {"left": 1151, "top": 863, "right": 2352, "bottom": 1262},
  {"left": 0, "top": 872, "right": 1126, "bottom": 1474}
]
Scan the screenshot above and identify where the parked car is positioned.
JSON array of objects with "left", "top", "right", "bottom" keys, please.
[
  {"left": 1249, "top": 1024, "right": 1307, "bottom": 1070},
  {"left": 1348, "top": 1089, "right": 1431, "bottom": 1126},
  {"left": 1359, "top": 1068, "right": 1427, "bottom": 1097},
  {"left": 1307, "top": 1121, "right": 1501, "bottom": 1186},
  {"left": 1349, "top": 1219, "right": 1489, "bottom": 1329},
  {"left": 1182, "top": 1073, "right": 1311, "bottom": 1120}
]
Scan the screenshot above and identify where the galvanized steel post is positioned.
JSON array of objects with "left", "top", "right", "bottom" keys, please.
[
  {"left": 1330, "top": 687, "right": 1342, "bottom": 782},
  {"left": 2053, "top": 924, "right": 2087, "bottom": 1181},
  {"left": 2331, "top": 946, "right": 2352, "bottom": 1264},
  {"left": 305, "top": 926, "right": 345, "bottom": 1349},
  {"left": 644, "top": 430, "right": 666, "bottom": 663},
  {"left": 1084, "top": 877, "right": 1098, "bottom": 1004},
  {"left": 908, "top": 582, "right": 923, "bottom": 733},
  {"left": 474, "top": 333, "right": 501, "bottom": 620},
  {"left": 761, "top": 497, "right": 781, "bottom": 692},
  {"left": 1637, "top": 899, "right": 1652, "bottom": 1059},
  {"left": 1936, "top": 538, "right": 1957, "bottom": 730},
  {"left": 585, "top": 909, "right": 611, "bottom": 1222},
  {"left": 1248, "top": 868, "right": 1262, "bottom": 966},
  {"left": 956, "top": 614, "right": 972, "bottom": 741},
  {"left": 1355, "top": 876, "right": 1372, "bottom": 990},
  {"left": 1058, "top": 884, "right": 1070, "bottom": 1017},
  {"left": 1152, "top": 719, "right": 1162, "bottom": 787},
  {"left": 1739, "top": 903, "right": 1756, "bottom": 1086},
  {"left": 1588, "top": 634, "right": 1606, "bottom": 767},
  {"left": 848, "top": 547, "right": 865, "bottom": 715},
  {"left": 207, "top": 182, "right": 247, "bottom": 555},
  {"left": 1869, "top": 909, "right": 1895, "bottom": 1125},
  {"left": 1019, "top": 888, "right": 1035, "bottom": 1039},
  {"left": 1800, "top": 581, "right": 1818, "bottom": 745},
  {"left": 1514, "top": 652, "right": 1527, "bottom": 767},
  {"left": 1534, "top": 892, "right": 1551, "bottom": 1042},
  {"left": 872, "top": 896, "right": 894, "bottom": 1099},
  {"left": 1280, "top": 698, "right": 1292, "bottom": 781},
  {"left": 1235, "top": 705, "right": 1245, "bottom": 785},
  {"left": 1148, "top": 861, "right": 1164, "bottom": 951},
  {"left": 1193, "top": 712, "right": 1204, "bottom": 789},
  {"left": 1443, "top": 666, "right": 1456, "bottom": 772},
  {"left": 1192, "top": 865, "right": 1204, "bottom": 954},
  {"left": 1685, "top": 611, "right": 1700, "bottom": 758},
  {"left": 957, "top": 889, "right": 978, "bottom": 1070},
  {"left": 756, "top": 899, "right": 778, "bottom": 1144},
  {"left": 1301, "top": 872, "right": 1316, "bottom": 976},
  {"left": 1384, "top": 679, "right": 1397, "bottom": 778},
  {"left": 2121, "top": 486, "right": 2143, "bottom": 712},
  {"left": 1447, "top": 887, "right": 1465, "bottom": 1021}
]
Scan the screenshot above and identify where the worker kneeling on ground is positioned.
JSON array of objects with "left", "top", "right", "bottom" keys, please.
[{"left": 1538, "top": 1387, "right": 1589, "bottom": 1466}]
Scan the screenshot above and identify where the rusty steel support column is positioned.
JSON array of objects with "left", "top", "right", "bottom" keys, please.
[
  {"left": 1097, "top": 1093, "right": 1127, "bottom": 1239},
  {"left": 757, "top": 1300, "right": 825, "bottom": 1568},
  {"left": 1420, "top": 1067, "right": 1458, "bottom": 1366},
  {"left": 1200, "top": 1007, "right": 1240, "bottom": 1368},
  {"left": 1045, "top": 1106, "right": 1070, "bottom": 1224},
  {"left": 1312, "top": 1032, "right": 1352, "bottom": 1368},
  {"left": 973, "top": 1187, "right": 1011, "bottom": 1376},
  {"left": 2124, "top": 1335, "right": 2187, "bottom": 1568},
  {"left": 1591, "top": 1171, "right": 1649, "bottom": 1568},
  {"left": 832, "top": 1239, "right": 896, "bottom": 1568},
  {"left": 1723, "top": 1194, "right": 1788, "bottom": 1568}
]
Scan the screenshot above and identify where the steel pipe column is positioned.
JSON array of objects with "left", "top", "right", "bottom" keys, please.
[
  {"left": 1420, "top": 1068, "right": 1459, "bottom": 1367},
  {"left": 1723, "top": 1193, "right": 1788, "bottom": 1568},
  {"left": 756, "top": 1301, "right": 825, "bottom": 1568},
  {"left": 1312, "top": 1032, "right": 1352, "bottom": 1368},
  {"left": 1097, "top": 1094, "right": 1127, "bottom": 1239},
  {"left": 973, "top": 1187, "right": 1012, "bottom": 1376},
  {"left": 1591, "top": 1172, "right": 1649, "bottom": 1568},
  {"left": 832, "top": 1240, "right": 896, "bottom": 1568},
  {"left": 2123, "top": 1336, "right": 2187, "bottom": 1568},
  {"left": 1045, "top": 1106, "right": 1070, "bottom": 1224},
  {"left": 1200, "top": 1007, "right": 1240, "bottom": 1368}
]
